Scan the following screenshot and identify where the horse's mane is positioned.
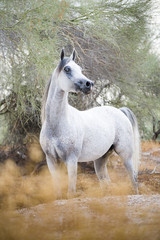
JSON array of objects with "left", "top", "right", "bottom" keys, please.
[
  {"left": 41, "top": 76, "right": 52, "bottom": 124},
  {"left": 41, "top": 57, "right": 71, "bottom": 124}
]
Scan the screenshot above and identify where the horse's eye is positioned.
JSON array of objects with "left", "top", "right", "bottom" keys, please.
[{"left": 64, "top": 66, "right": 71, "bottom": 73}]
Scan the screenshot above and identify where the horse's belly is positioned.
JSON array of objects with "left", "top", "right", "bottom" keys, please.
[
  {"left": 78, "top": 148, "right": 108, "bottom": 162},
  {"left": 78, "top": 129, "right": 115, "bottom": 162}
]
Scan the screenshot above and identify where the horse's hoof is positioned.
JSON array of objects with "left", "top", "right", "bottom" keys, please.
[{"left": 67, "top": 191, "right": 78, "bottom": 199}]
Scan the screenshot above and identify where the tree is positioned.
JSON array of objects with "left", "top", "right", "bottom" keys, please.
[
  {"left": 0, "top": 0, "right": 68, "bottom": 143},
  {"left": 0, "top": 0, "right": 159, "bottom": 144}
]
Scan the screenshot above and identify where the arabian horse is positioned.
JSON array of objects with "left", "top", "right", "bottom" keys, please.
[{"left": 40, "top": 49, "right": 140, "bottom": 197}]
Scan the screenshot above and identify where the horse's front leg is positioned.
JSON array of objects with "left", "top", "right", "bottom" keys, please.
[
  {"left": 66, "top": 155, "right": 78, "bottom": 197},
  {"left": 46, "top": 156, "right": 62, "bottom": 199}
]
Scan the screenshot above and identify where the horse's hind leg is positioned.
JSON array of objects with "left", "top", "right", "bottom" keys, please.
[
  {"left": 114, "top": 146, "right": 139, "bottom": 194},
  {"left": 123, "top": 158, "right": 139, "bottom": 194},
  {"left": 94, "top": 153, "right": 111, "bottom": 187}
]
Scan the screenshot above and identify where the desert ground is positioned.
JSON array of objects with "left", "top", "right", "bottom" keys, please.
[{"left": 0, "top": 141, "right": 160, "bottom": 240}]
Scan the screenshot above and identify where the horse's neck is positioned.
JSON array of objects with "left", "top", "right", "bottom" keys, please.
[{"left": 45, "top": 77, "right": 68, "bottom": 127}]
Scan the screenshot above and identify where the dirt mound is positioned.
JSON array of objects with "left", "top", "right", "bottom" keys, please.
[{"left": 0, "top": 195, "right": 159, "bottom": 240}]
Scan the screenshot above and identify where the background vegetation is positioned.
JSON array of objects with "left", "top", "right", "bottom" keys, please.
[{"left": 0, "top": 0, "right": 160, "bottom": 145}]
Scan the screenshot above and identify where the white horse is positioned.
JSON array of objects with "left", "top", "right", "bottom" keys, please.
[{"left": 40, "top": 49, "right": 141, "bottom": 197}]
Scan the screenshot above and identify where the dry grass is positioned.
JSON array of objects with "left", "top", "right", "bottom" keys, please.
[
  {"left": 0, "top": 141, "right": 160, "bottom": 239},
  {"left": 141, "top": 140, "right": 160, "bottom": 152}
]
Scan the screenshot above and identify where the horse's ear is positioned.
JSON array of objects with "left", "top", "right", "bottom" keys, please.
[
  {"left": 70, "top": 49, "right": 76, "bottom": 61},
  {"left": 60, "top": 48, "right": 64, "bottom": 60}
]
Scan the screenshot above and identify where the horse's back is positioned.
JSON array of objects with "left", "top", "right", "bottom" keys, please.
[{"left": 80, "top": 105, "right": 131, "bottom": 131}]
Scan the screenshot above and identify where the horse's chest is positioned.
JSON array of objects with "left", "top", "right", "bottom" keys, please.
[{"left": 40, "top": 125, "right": 80, "bottom": 161}]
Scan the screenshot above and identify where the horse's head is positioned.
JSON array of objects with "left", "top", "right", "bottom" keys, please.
[{"left": 56, "top": 49, "right": 94, "bottom": 94}]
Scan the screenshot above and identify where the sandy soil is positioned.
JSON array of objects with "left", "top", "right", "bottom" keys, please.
[
  {"left": 19, "top": 194, "right": 160, "bottom": 225},
  {"left": 0, "top": 141, "right": 160, "bottom": 240},
  {"left": 14, "top": 194, "right": 160, "bottom": 240}
]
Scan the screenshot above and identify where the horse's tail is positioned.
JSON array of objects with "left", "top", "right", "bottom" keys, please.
[{"left": 120, "top": 107, "right": 141, "bottom": 177}]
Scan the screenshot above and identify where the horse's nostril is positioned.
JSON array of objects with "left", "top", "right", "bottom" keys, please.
[{"left": 86, "top": 81, "right": 91, "bottom": 87}]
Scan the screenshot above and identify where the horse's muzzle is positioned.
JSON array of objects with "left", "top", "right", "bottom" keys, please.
[{"left": 75, "top": 79, "right": 94, "bottom": 94}]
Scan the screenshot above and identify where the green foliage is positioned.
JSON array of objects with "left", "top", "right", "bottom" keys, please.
[
  {"left": 0, "top": 0, "right": 70, "bottom": 143},
  {"left": 0, "top": 0, "right": 160, "bottom": 143}
]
